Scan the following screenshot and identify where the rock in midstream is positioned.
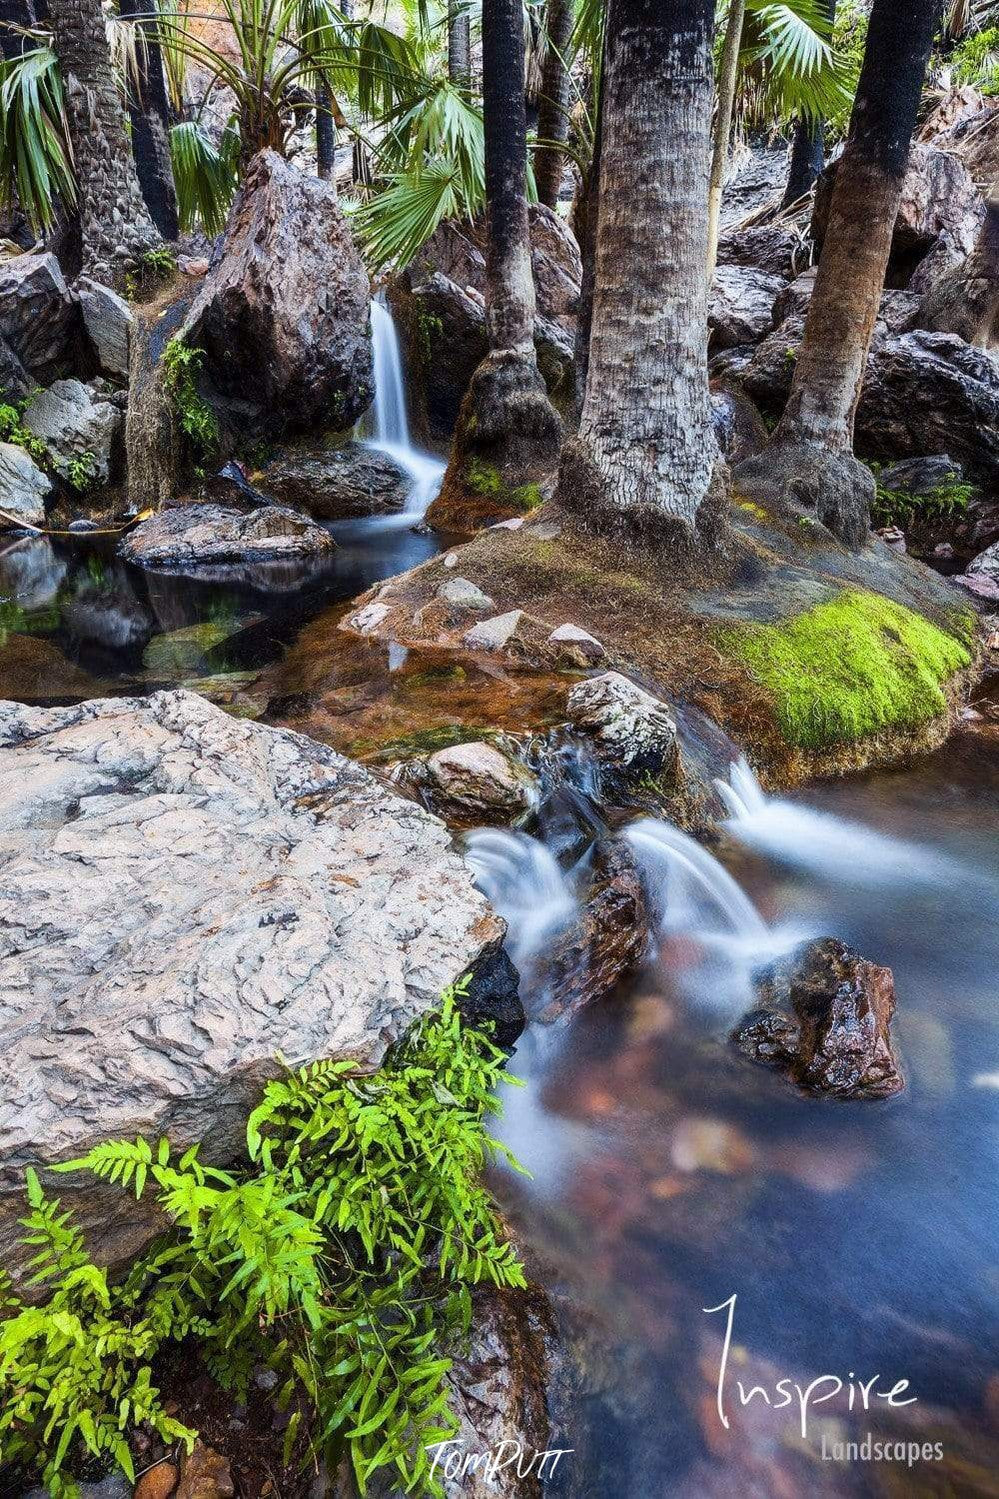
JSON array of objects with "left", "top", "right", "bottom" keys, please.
[
  {"left": 0, "top": 691, "right": 521, "bottom": 1279},
  {"left": 733, "top": 936, "right": 904, "bottom": 1100}
]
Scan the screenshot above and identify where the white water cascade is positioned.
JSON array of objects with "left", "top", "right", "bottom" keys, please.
[
  {"left": 464, "top": 828, "right": 578, "bottom": 979},
  {"left": 715, "top": 755, "right": 965, "bottom": 888},
  {"left": 365, "top": 299, "right": 445, "bottom": 515}
]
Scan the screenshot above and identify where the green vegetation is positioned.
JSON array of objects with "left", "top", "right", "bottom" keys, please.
[
  {"left": 466, "top": 459, "right": 543, "bottom": 514},
  {"left": 0, "top": 983, "right": 524, "bottom": 1498},
  {"left": 123, "top": 246, "right": 177, "bottom": 301},
  {"left": 947, "top": 27, "right": 999, "bottom": 94},
  {"left": 352, "top": 722, "right": 498, "bottom": 764},
  {"left": 64, "top": 450, "right": 97, "bottom": 493},
  {"left": 718, "top": 589, "right": 974, "bottom": 748},
  {"left": 871, "top": 475, "right": 975, "bottom": 531},
  {"left": 162, "top": 338, "right": 220, "bottom": 459},
  {"left": 0, "top": 401, "right": 47, "bottom": 465}
]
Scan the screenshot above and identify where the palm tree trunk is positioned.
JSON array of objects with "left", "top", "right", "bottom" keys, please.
[
  {"left": 781, "top": 113, "right": 824, "bottom": 208},
  {"left": 707, "top": 0, "right": 746, "bottom": 278},
  {"left": 572, "top": 68, "right": 603, "bottom": 416},
  {"left": 432, "top": 0, "right": 562, "bottom": 532},
  {"left": 534, "top": 0, "right": 573, "bottom": 209},
  {"left": 316, "top": 80, "right": 336, "bottom": 184},
  {"left": 779, "top": 1, "right": 836, "bottom": 210},
  {"left": 735, "top": 0, "right": 942, "bottom": 546},
  {"left": 448, "top": 1, "right": 470, "bottom": 87},
  {"left": 915, "top": 179, "right": 999, "bottom": 347},
  {"left": 556, "top": 0, "right": 723, "bottom": 550},
  {"left": 118, "top": 0, "right": 178, "bottom": 240},
  {"left": 47, "top": 0, "right": 159, "bottom": 285}
]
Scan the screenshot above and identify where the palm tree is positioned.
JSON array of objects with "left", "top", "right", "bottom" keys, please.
[
  {"left": 118, "top": 0, "right": 178, "bottom": 237},
  {"left": 47, "top": 0, "right": 159, "bottom": 281},
  {"left": 555, "top": 0, "right": 722, "bottom": 549},
  {"left": 447, "top": 0, "right": 470, "bottom": 85},
  {"left": 780, "top": 0, "right": 837, "bottom": 207},
  {"left": 708, "top": 0, "right": 746, "bottom": 277},
  {"left": 735, "top": 0, "right": 944, "bottom": 546},
  {"left": 534, "top": 0, "right": 573, "bottom": 209},
  {"left": 432, "top": 0, "right": 562, "bottom": 528}
]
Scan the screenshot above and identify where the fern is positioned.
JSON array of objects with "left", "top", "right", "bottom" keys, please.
[{"left": 0, "top": 987, "right": 526, "bottom": 1497}]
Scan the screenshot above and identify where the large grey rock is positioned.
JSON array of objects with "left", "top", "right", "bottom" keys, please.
[
  {"left": 967, "top": 539, "right": 999, "bottom": 583},
  {"left": 709, "top": 264, "right": 782, "bottom": 350},
  {"left": 22, "top": 379, "right": 122, "bottom": 487},
  {"left": 119, "top": 502, "right": 335, "bottom": 571},
  {"left": 0, "top": 442, "right": 51, "bottom": 527},
  {"left": 0, "top": 691, "right": 510, "bottom": 1275},
  {"left": 813, "top": 144, "right": 984, "bottom": 284},
  {"left": 258, "top": 441, "right": 409, "bottom": 520},
  {"left": 716, "top": 222, "right": 801, "bottom": 280},
  {"left": 0, "top": 252, "right": 78, "bottom": 383},
  {"left": 178, "top": 150, "right": 372, "bottom": 439},
  {"left": 0, "top": 328, "right": 30, "bottom": 399},
  {"left": 76, "top": 275, "right": 133, "bottom": 378}
]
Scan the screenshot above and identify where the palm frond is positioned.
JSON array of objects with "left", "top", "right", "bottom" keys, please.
[
  {"left": 168, "top": 118, "right": 239, "bottom": 236},
  {"left": 353, "top": 162, "right": 469, "bottom": 270},
  {"left": 0, "top": 44, "right": 75, "bottom": 232},
  {"left": 739, "top": 0, "right": 851, "bottom": 125}
]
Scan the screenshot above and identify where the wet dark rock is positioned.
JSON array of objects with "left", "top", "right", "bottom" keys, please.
[
  {"left": 716, "top": 222, "right": 802, "bottom": 280},
  {"left": 460, "top": 946, "right": 526, "bottom": 1049},
  {"left": 0, "top": 252, "right": 79, "bottom": 383},
  {"left": 877, "top": 453, "right": 965, "bottom": 494},
  {"left": 177, "top": 150, "right": 372, "bottom": 440},
  {"left": 718, "top": 148, "right": 788, "bottom": 230},
  {"left": 202, "top": 460, "right": 270, "bottom": 509},
  {"left": 0, "top": 329, "right": 31, "bottom": 399},
  {"left": 708, "top": 265, "right": 782, "bottom": 350},
  {"left": 538, "top": 840, "right": 649, "bottom": 1023},
  {"left": 734, "top": 936, "right": 904, "bottom": 1099},
  {"left": 710, "top": 382, "right": 769, "bottom": 466},
  {"left": 258, "top": 441, "right": 409, "bottom": 520},
  {"left": 119, "top": 502, "right": 335, "bottom": 571}
]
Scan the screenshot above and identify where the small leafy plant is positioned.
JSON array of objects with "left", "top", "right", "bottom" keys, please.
[
  {"left": 65, "top": 451, "right": 97, "bottom": 493},
  {"left": 162, "top": 338, "right": 220, "bottom": 459},
  {"left": 871, "top": 476, "right": 975, "bottom": 531},
  {"left": 0, "top": 984, "right": 525, "bottom": 1498},
  {"left": 0, "top": 400, "right": 47, "bottom": 465}
]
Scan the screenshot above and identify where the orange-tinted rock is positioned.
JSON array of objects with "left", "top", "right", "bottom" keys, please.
[
  {"left": 134, "top": 1460, "right": 179, "bottom": 1499},
  {"left": 176, "top": 1441, "right": 234, "bottom": 1499}
]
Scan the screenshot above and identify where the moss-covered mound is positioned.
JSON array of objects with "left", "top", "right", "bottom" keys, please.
[{"left": 717, "top": 589, "right": 974, "bottom": 749}]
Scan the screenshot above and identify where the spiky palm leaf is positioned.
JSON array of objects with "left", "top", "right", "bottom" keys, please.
[
  {"left": 736, "top": 0, "right": 852, "bottom": 127},
  {"left": 0, "top": 43, "right": 75, "bottom": 232},
  {"left": 168, "top": 118, "right": 240, "bottom": 235}
]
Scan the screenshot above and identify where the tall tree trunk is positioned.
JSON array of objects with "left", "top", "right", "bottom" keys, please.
[
  {"left": 47, "top": 0, "right": 160, "bottom": 286},
  {"left": 572, "top": 66, "right": 602, "bottom": 417},
  {"left": 707, "top": 0, "right": 746, "bottom": 277},
  {"left": 781, "top": 113, "right": 825, "bottom": 208},
  {"left": 735, "top": 0, "right": 942, "bottom": 546},
  {"left": 316, "top": 80, "right": 336, "bottom": 184},
  {"left": 432, "top": 0, "right": 563, "bottom": 533},
  {"left": 915, "top": 179, "right": 999, "bottom": 347},
  {"left": 534, "top": 0, "right": 573, "bottom": 209},
  {"left": 780, "top": 0, "right": 836, "bottom": 210},
  {"left": 448, "top": 0, "right": 470, "bottom": 87},
  {"left": 118, "top": 0, "right": 178, "bottom": 240},
  {"left": 555, "top": 0, "right": 724, "bottom": 550}
]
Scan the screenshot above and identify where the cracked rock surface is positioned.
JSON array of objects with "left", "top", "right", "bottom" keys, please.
[{"left": 0, "top": 690, "right": 505, "bottom": 1276}]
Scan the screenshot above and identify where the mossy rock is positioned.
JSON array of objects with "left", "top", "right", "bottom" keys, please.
[
  {"left": 716, "top": 589, "right": 974, "bottom": 750},
  {"left": 143, "top": 620, "right": 243, "bottom": 678}
]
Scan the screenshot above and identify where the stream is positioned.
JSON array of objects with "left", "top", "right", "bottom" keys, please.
[{"left": 2, "top": 303, "right": 996, "bottom": 1495}]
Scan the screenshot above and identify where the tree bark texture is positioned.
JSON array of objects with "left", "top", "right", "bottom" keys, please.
[
  {"left": 707, "top": 0, "right": 745, "bottom": 277},
  {"left": 915, "top": 181, "right": 999, "bottom": 347},
  {"left": 432, "top": 0, "right": 562, "bottom": 533},
  {"left": 118, "top": 0, "right": 178, "bottom": 239},
  {"left": 572, "top": 72, "right": 602, "bottom": 417},
  {"left": 775, "top": 0, "right": 942, "bottom": 451},
  {"left": 47, "top": 0, "right": 160, "bottom": 285},
  {"left": 534, "top": 0, "right": 574, "bottom": 209},
  {"left": 315, "top": 80, "right": 336, "bottom": 184},
  {"left": 781, "top": 113, "right": 824, "bottom": 207},
  {"left": 448, "top": 1, "right": 471, "bottom": 87},
  {"left": 557, "top": 0, "right": 723, "bottom": 547}
]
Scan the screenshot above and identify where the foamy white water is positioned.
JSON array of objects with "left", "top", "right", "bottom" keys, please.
[{"left": 364, "top": 299, "right": 444, "bottom": 517}]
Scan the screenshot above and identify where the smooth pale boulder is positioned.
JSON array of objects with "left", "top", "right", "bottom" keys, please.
[
  {"left": 0, "top": 691, "right": 515, "bottom": 1277},
  {"left": 421, "top": 741, "right": 536, "bottom": 825}
]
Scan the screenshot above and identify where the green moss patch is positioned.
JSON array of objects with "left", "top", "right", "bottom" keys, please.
[
  {"left": 717, "top": 589, "right": 973, "bottom": 749},
  {"left": 465, "top": 459, "right": 543, "bottom": 513}
]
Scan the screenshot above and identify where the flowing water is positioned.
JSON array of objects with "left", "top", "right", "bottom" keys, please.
[
  {"left": 0, "top": 302, "right": 444, "bottom": 704},
  {"left": 478, "top": 738, "right": 999, "bottom": 1495},
  {"left": 2, "top": 312, "right": 997, "bottom": 1493}
]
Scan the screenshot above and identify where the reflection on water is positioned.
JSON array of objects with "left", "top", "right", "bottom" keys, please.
[
  {"left": 493, "top": 736, "right": 999, "bottom": 1496},
  {"left": 0, "top": 521, "right": 440, "bottom": 704}
]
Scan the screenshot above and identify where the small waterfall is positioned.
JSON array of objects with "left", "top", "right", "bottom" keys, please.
[
  {"left": 624, "top": 818, "right": 768, "bottom": 942},
  {"left": 365, "top": 299, "right": 444, "bottom": 515},
  {"left": 715, "top": 756, "right": 964, "bottom": 888},
  {"left": 464, "top": 828, "right": 579, "bottom": 980}
]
